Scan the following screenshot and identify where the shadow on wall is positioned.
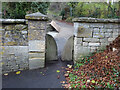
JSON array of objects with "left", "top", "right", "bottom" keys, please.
[
  {"left": 61, "top": 36, "right": 74, "bottom": 61},
  {"left": 45, "top": 34, "right": 58, "bottom": 61}
]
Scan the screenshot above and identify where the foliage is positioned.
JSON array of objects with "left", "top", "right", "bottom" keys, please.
[
  {"left": 60, "top": 2, "right": 120, "bottom": 20},
  {"left": 2, "top": 2, "right": 50, "bottom": 19}
]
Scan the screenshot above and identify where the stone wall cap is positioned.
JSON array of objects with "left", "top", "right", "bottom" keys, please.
[
  {"left": 72, "top": 17, "right": 120, "bottom": 23},
  {"left": 0, "top": 19, "right": 26, "bottom": 24},
  {"left": 25, "top": 12, "right": 48, "bottom": 20}
]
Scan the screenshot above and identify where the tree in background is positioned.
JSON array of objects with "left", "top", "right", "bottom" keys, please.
[
  {"left": 2, "top": 2, "right": 50, "bottom": 19},
  {"left": 62, "top": 2, "right": 120, "bottom": 22}
]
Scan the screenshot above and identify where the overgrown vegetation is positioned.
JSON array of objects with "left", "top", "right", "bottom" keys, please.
[
  {"left": 64, "top": 35, "right": 120, "bottom": 89},
  {"left": 2, "top": 2, "right": 50, "bottom": 19}
]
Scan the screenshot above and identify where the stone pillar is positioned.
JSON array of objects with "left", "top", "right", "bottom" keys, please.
[{"left": 25, "top": 12, "right": 48, "bottom": 70}]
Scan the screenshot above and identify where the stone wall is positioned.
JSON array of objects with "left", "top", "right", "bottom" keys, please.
[
  {"left": 73, "top": 17, "right": 120, "bottom": 63},
  {"left": 1, "top": 19, "right": 29, "bottom": 73},
  {"left": 1, "top": 12, "right": 48, "bottom": 73}
]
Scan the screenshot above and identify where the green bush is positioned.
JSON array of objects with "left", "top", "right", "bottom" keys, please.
[
  {"left": 60, "top": 2, "right": 120, "bottom": 20},
  {"left": 2, "top": 2, "right": 50, "bottom": 19}
]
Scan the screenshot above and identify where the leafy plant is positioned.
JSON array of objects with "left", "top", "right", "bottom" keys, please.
[{"left": 2, "top": 2, "right": 50, "bottom": 19}]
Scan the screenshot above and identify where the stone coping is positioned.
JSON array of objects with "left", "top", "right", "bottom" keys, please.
[
  {"left": 25, "top": 12, "right": 48, "bottom": 20},
  {"left": 0, "top": 19, "right": 27, "bottom": 24},
  {"left": 73, "top": 17, "right": 120, "bottom": 23}
]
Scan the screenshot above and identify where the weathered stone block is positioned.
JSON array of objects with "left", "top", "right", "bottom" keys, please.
[
  {"left": 28, "top": 30, "right": 45, "bottom": 40},
  {"left": 89, "top": 23, "right": 104, "bottom": 28},
  {"left": 104, "top": 24, "right": 113, "bottom": 29},
  {"left": 90, "top": 47, "right": 97, "bottom": 52},
  {"left": 93, "top": 33, "right": 104, "bottom": 38},
  {"left": 78, "top": 23, "right": 90, "bottom": 28},
  {"left": 99, "top": 29, "right": 107, "bottom": 33},
  {"left": 83, "top": 38, "right": 99, "bottom": 42},
  {"left": 76, "top": 26, "right": 92, "bottom": 38},
  {"left": 101, "top": 43, "right": 109, "bottom": 46},
  {"left": 106, "top": 29, "right": 113, "bottom": 33},
  {"left": 21, "top": 30, "right": 27, "bottom": 34},
  {"left": 113, "top": 29, "right": 119, "bottom": 33},
  {"left": 93, "top": 28, "right": 99, "bottom": 33},
  {"left": 15, "top": 24, "right": 27, "bottom": 30},
  {"left": 29, "top": 58, "right": 45, "bottom": 69},
  {"left": 108, "top": 38, "right": 115, "bottom": 42},
  {"left": 4, "top": 25, "right": 15, "bottom": 31},
  {"left": 74, "top": 46, "right": 90, "bottom": 61},
  {"left": 83, "top": 42, "right": 88, "bottom": 46},
  {"left": 113, "top": 33, "right": 119, "bottom": 38},
  {"left": 104, "top": 33, "right": 113, "bottom": 38},
  {"left": 74, "top": 37, "right": 82, "bottom": 45},
  {"left": 29, "top": 40, "right": 45, "bottom": 52},
  {"left": 89, "top": 43, "right": 100, "bottom": 47},
  {"left": 2, "top": 46, "right": 29, "bottom": 73},
  {"left": 100, "top": 38, "right": 108, "bottom": 43},
  {"left": 29, "top": 52, "right": 45, "bottom": 58},
  {"left": 28, "top": 21, "right": 46, "bottom": 30}
]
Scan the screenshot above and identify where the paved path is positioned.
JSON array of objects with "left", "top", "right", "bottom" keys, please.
[{"left": 3, "top": 60, "right": 73, "bottom": 88}]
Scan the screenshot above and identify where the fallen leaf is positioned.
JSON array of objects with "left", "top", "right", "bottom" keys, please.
[
  {"left": 91, "top": 80, "right": 95, "bottom": 83},
  {"left": 56, "top": 70, "right": 60, "bottom": 73},
  {"left": 64, "top": 73, "right": 69, "bottom": 77},
  {"left": 87, "top": 80, "right": 90, "bottom": 83},
  {"left": 16, "top": 71, "right": 21, "bottom": 75},
  {"left": 40, "top": 72, "right": 42, "bottom": 74},
  {"left": 67, "top": 64, "right": 72, "bottom": 68},
  {"left": 60, "top": 81, "right": 65, "bottom": 84},
  {"left": 4, "top": 73, "right": 8, "bottom": 76}
]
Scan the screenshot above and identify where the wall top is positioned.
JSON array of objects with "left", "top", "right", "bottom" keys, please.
[
  {"left": 73, "top": 17, "right": 120, "bottom": 23},
  {"left": 0, "top": 19, "right": 26, "bottom": 24},
  {"left": 25, "top": 12, "right": 48, "bottom": 20}
]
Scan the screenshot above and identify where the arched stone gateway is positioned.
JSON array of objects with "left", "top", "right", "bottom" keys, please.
[
  {"left": 46, "top": 34, "right": 58, "bottom": 61},
  {"left": 61, "top": 36, "right": 74, "bottom": 61}
]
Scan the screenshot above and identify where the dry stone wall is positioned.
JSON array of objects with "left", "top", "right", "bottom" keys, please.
[{"left": 73, "top": 17, "right": 120, "bottom": 63}]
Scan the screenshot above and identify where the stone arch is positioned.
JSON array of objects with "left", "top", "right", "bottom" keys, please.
[
  {"left": 61, "top": 36, "right": 74, "bottom": 61},
  {"left": 45, "top": 34, "right": 58, "bottom": 61}
]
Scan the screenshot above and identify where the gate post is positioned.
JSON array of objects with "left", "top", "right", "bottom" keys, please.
[{"left": 25, "top": 12, "right": 48, "bottom": 70}]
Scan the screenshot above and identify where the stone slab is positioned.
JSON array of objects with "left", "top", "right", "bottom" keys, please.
[
  {"left": 29, "top": 52, "right": 45, "bottom": 58},
  {"left": 29, "top": 40, "right": 45, "bottom": 52},
  {"left": 29, "top": 58, "right": 45, "bottom": 70},
  {"left": 76, "top": 26, "right": 92, "bottom": 38}
]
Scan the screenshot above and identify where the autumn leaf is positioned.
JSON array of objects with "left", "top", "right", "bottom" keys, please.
[
  {"left": 56, "top": 70, "right": 60, "bottom": 73},
  {"left": 16, "top": 71, "right": 21, "bottom": 75},
  {"left": 4, "top": 73, "right": 8, "bottom": 76},
  {"left": 91, "top": 80, "right": 96, "bottom": 83}
]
